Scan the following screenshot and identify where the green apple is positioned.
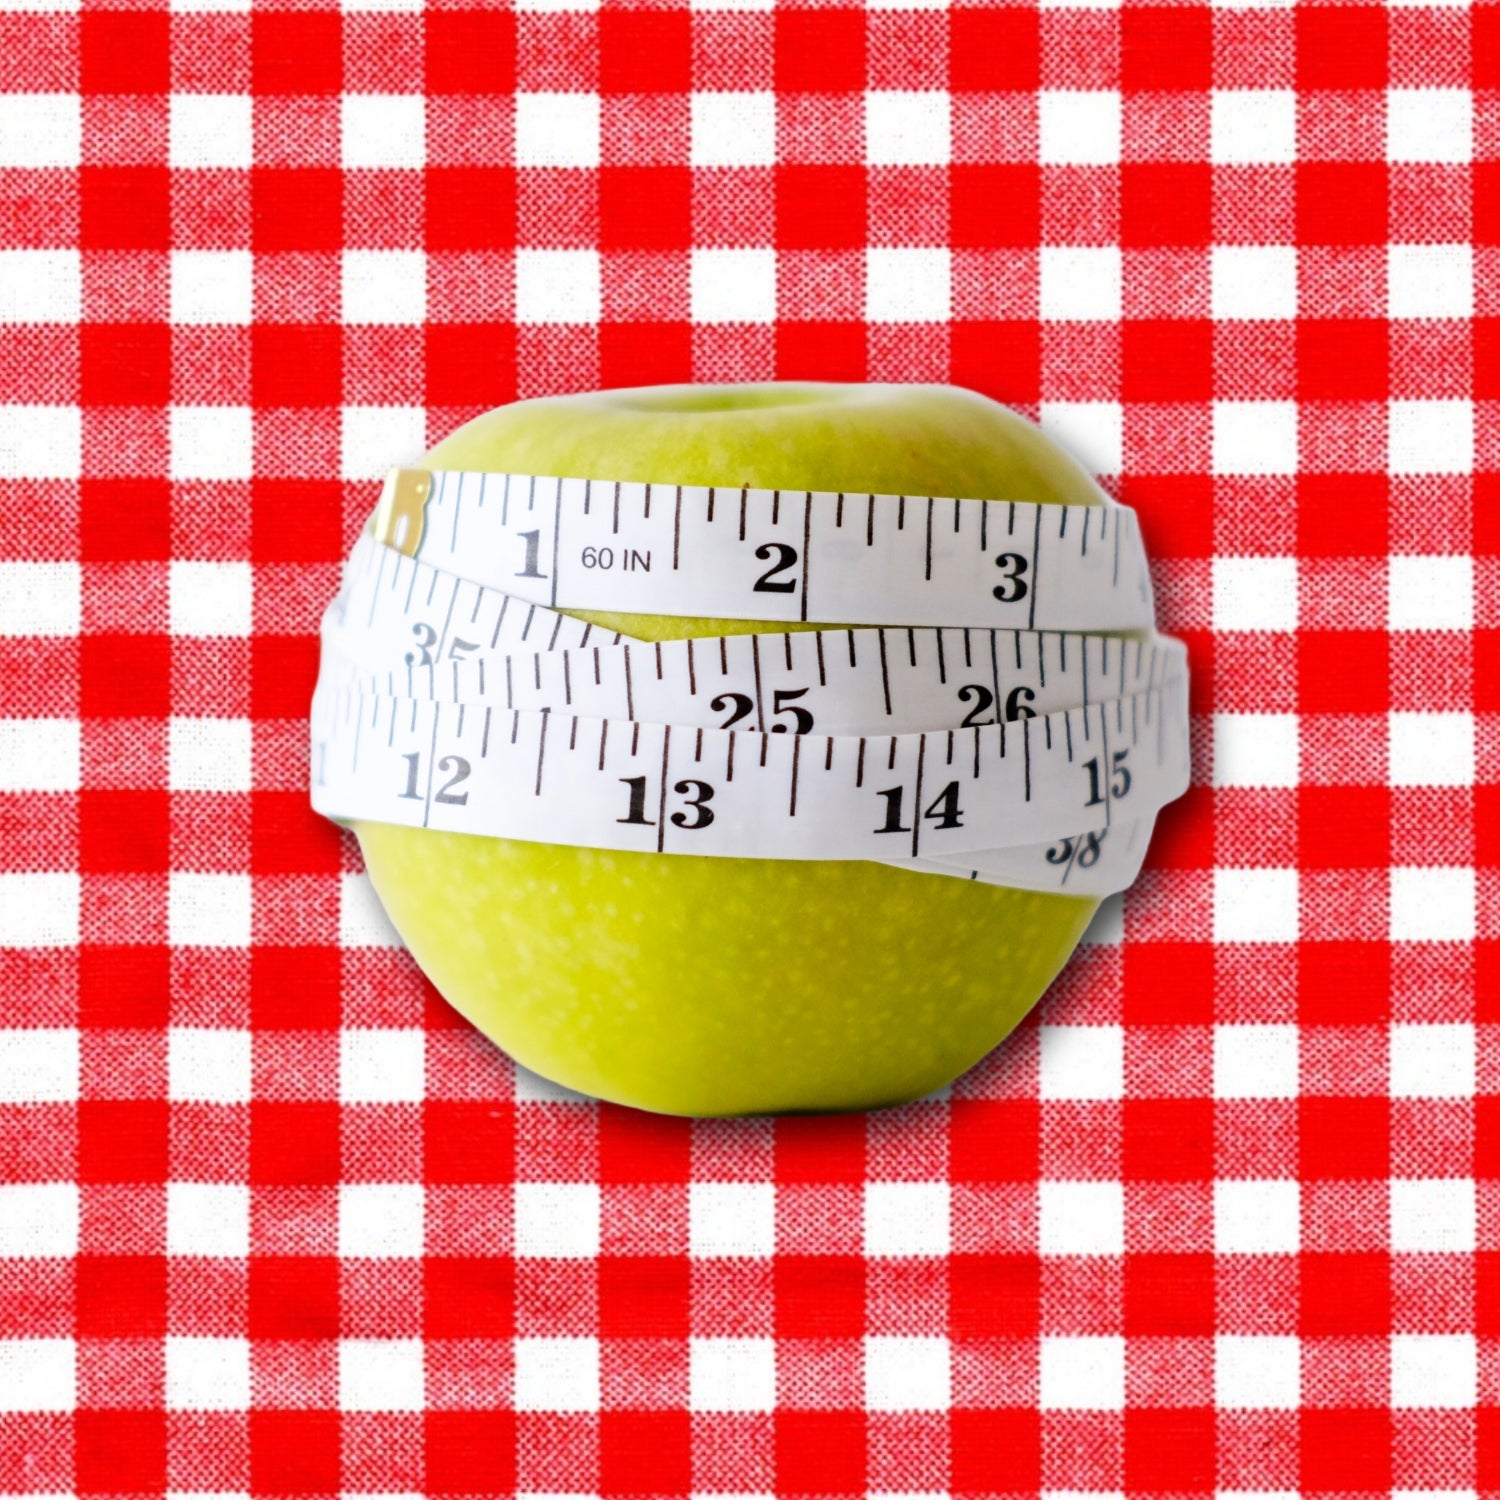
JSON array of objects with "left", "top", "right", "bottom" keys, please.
[{"left": 354, "top": 383, "right": 1105, "bottom": 1116}]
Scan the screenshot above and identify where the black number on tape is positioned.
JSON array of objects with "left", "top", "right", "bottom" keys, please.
[
  {"left": 711, "top": 692, "right": 754, "bottom": 730},
  {"left": 1046, "top": 830, "right": 1105, "bottom": 868},
  {"left": 516, "top": 529, "right": 546, "bottom": 579},
  {"left": 434, "top": 755, "right": 470, "bottom": 805},
  {"left": 752, "top": 542, "right": 799, "bottom": 594},
  {"left": 618, "top": 775, "right": 654, "bottom": 826},
  {"left": 992, "top": 552, "right": 1029, "bottom": 603},
  {"left": 923, "top": 781, "right": 964, "bottom": 830},
  {"left": 399, "top": 752, "right": 421, "bottom": 800},
  {"left": 670, "top": 779, "right": 716, "bottom": 830},
  {"left": 874, "top": 781, "right": 966, "bottom": 835},
  {"left": 874, "top": 786, "right": 910, "bottom": 835},
  {"left": 406, "top": 622, "right": 437, "bottom": 668},
  {"left": 1084, "top": 749, "right": 1131, "bottom": 807},
  {"left": 398, "top": 751, "right": 471, "bottom": 805},
  {"left": 957, "top": 683, "right": 995, "bottom": 728},
  {"left": 770, "top": 687, "right": 813, "bottom": 734},
  {"left": 1004, "top": 685, "right": 1036, "bottom": 721}
]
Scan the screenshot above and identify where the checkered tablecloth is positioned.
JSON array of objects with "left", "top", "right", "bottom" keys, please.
[{"left": 0, "top": 1, "right": 1492, "bottom": 1494}]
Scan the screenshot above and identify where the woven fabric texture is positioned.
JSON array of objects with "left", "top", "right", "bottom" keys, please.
[{"left": 0, "top": 1, "right": 1492, "bottom": 1495}]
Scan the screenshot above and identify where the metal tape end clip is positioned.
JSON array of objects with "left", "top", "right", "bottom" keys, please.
[{"left": 372, "top": 468, "right": 434, "bottom": 557}]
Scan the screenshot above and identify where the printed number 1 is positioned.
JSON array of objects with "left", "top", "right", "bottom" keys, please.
[{"left": 516, "top": 530, "right": 546, "bottom": 579}]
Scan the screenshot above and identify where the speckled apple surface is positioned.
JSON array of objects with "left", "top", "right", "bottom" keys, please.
[{"left": 353, "top": 383, "right": 1103, "bottom": 1116}]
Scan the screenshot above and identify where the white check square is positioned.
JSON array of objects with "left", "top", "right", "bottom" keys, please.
[
  {"left": 0, "top": 94, "right": 80, "bottom": 168},
  {"left": 691, "top": 249, "right": 777, "bottom": 324},
  {"left": 171, "top": 251, "right": 254, "bottom": 326},
  {"left": 1213, "top": 713, "right": 1299, "bottom": 789},
  {"left": 864, "top": 1182, "right": 950, "bottom": 1256},
  {"left": 1390, "top": 1178, "right": 1474, "bottom": 1253},
  {"left": 340, "top": 1183, "right": 424, "bottom": 1258},
  {"left": 866, "top": 248, "right": 951, "bottom": 323},
  {"left": 514, "top": 1337, "right": 599, "bottom": 1411},
  {"left": 170, "top": 95, "right": 252, "bottom": 169},
  {"left": 1039, "top": 90, "right": 1120, "bottom": 165},
  {"left": 1389, "top": 1024, "right": 1475, "bottom": 1100},
  {"left": 1040, "top": 1025, "right": 1123, "bottom": 1101},
  {"left": 341, "top": 1030, "right": 425, "bottom": 1103},
  {"left": 1388, "top": 554, "right": 1473, "bottom": 631},
  {"left": 1216, "top": 1336, "right": 1299, "bottom": 1409},
  {"left": 170, "top": 561, "right": 253, "bottom": 637},
  {"left": 0, "top": 873, "right": 79, "bottom": 947},
  {"left": 689, "top": 1183, "right": 776, "bottom": 1258},
  {"left": 1389, "top": 712, "right": 1474, "bottom": 788},
  {"left": 0, "top": 251, "right": 79, "bottom": 322},
  {"left": 1215, "top": 1179, "right": 1298, "bottom": 1254},
  {"left": 0, "top": 1339, "right": 74, "bottom": 1412},
  {"left": 167, "top": 1183, "right": 249, "bottom": 1257},
  {"left": 1214, "top": 869, "right": 1299, "bottom": 943},
  {"left": 1040, "top": 1181, "right": 1123, "bottom": 1256},
  {"left": 514, "top": 250, "right": 601, "bottom": 326},
  {"left": 0, "top": 406, "right": 81, "bottom": 480},
  {"left": 1391, "top": 1333, "right": 1476, "bottom": 1409},
  {"left": 1387, "top": 88, "right": 1471, "bottom": 164},
  {"left": 168, "top": 717, "right": 252, "bottom": 794},
  {"left": 342, "top": 95, "right": 425, "bottom": 169},
  {"left": 1040, "top": 1336, "right": 1125, "bottom": 1410},
  {"left": 865, "top": 91, "right": 950, "bottom": 166},
  {"left": 865, "top": 1336, "right": 950, "bottom": 1411},
  {"left": 1211, "top": 246, "right": 1297, "bottom": 321},
  {"left": 0, "top": 1183, "right": 77, "bottom": 1257},
  {"left": 1389, "top": 400, "right": 1473, "bottom": 477},
  {"left": 166, "top": 1337, "right": 251, "bottom": 1410},
  {"left": 1211, "top": 90, "right": 1296, "bottom": 165},
  {"left": 169, "top": 873, "right": 252, "bottom": 948},
  {"left": 1389, "top": 244, "right": 1473, "bottom": 320},
  {"left": 515, "top": 1183, "right": 600, "bottom": 1258},
  {"left": 168, "top": 1028, "right": 252, "bottom": 1104},
  {"left": 1213, "top": 402, "right": 1298, "bottom": 477},
  {"left": 1390, "top": 866, "right": 1475, "bottom": 943},
  {"left": 0, "top": 720, "right": 79, "bottom": 793},
  {"left": 689, "top": 1337, "right": 776, "bottom": 1412},
  {"left": 690, "top": 92, "right": 776, "bottom": 167},
  {"left": 1213, "top": 557, "right": 1298, "bottom": 632},
  {"left": 340, "top": 1338, "right": 425, "bottom": 1411},
  {"left": 170, "top": 407, "right": 253, "bottom": 482},
  {"left": 0, "top": 563, "right": 80, "bottom": 636},
  {"left": 1214, "top": 1025, "right": 1298, "bottom": 1100},
  {"left": 515, "top": 92, "right": 599, "bottom": 168},
  {"left": 343, "top": 250, "right": 427, "bottom": 326},
  {"left": 1040, "top": 247, "right": 1122, "bottom": 321}
]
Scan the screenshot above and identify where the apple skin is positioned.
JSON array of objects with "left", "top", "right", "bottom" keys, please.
[{"left": 353, "top": 383, "right": 1104, "bottom": 1116}]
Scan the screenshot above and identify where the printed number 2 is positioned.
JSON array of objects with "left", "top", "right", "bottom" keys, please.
[{"left": 753, "top": 543, "right": 798, "bottom": 593}]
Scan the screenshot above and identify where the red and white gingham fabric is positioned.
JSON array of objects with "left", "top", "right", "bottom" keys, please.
[{"left": 0, "top": 1, "right": 1493, "bottom": 1494}]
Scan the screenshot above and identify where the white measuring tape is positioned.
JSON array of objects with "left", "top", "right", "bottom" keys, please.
[
  {"left": 365, "top": 466, "right": 1157, "bottom": 632},
  {"left": 311, "top": 469, "right": 1191, "bottom": 897}
]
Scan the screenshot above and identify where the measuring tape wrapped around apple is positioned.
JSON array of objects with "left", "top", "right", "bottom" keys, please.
[{"left": 311, "top": 467, "right": 1191, "bottom": 898}]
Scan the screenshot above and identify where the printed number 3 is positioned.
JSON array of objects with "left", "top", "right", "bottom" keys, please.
[{"left": 992, "top": 551, "right": 1029, "bottom": 602}]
